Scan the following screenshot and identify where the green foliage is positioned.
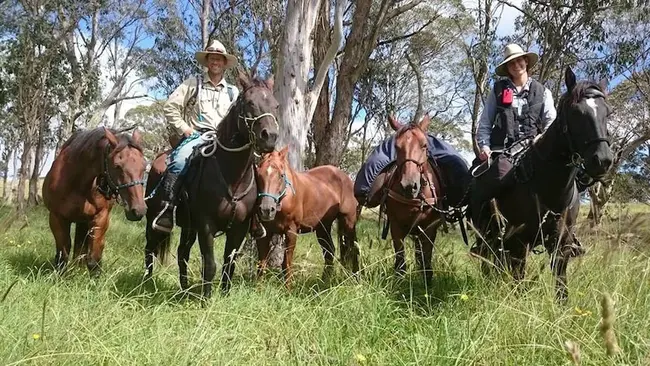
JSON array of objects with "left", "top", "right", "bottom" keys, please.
[{"left": 120, "top": 101, "right": 168, "bottom": 159}]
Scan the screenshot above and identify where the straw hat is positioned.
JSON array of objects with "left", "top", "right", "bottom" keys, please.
[
  {"left": 495, "top": 44, "right": 539, "bottom": 77},
  {"left": 195, "top": 39, "right": 238, "bottom": 69}
]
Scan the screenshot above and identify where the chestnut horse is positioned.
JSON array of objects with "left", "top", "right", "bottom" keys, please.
[
  {"left": 255, "top": 146, "right": 359, "bottom": 286},
  {"left": 381, "top": 115, "right": 446, "bottom": 284},
  {"left": 42, "top": 127, "right": 147, "bottom": 275}
]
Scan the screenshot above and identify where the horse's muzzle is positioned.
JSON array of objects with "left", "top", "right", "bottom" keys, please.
[
  {"left": 401, "top": 180, "right": 420, "bottom": 199},
  {"left": 257, "top": 129, "right": 279, "bottom": 153},
  {"left": 584, "top": 145, "right": 613, "bottom": 179},
  {"left": 125, "top": 205, "right": 146, "bottom": 221},
  {"left": 259, "top": 201, "right": 277, "bottom": 222}
]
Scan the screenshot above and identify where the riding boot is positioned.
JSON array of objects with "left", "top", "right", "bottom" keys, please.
[
  {"left": 249, "top": 213, "right": 267, "bottom": 239},
  {"left": 152, "top": 172, "right": 182, "bottom": 233}
]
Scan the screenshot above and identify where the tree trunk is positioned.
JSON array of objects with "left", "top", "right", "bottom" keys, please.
[
  {"left": 315, "top": 0, "right": 390, "bottom": 166},
  {"left": 201, "top": 0, "right": 210, "bottom": 47},
  {"left": 16, "top": 141, "right": 33, "bottom": 213},
  {"left": 1, "top": 149, "right": 10, "bottom": 200},
  {"left": 311, "top": 0, "right": 332, "bottom": 167},
  {"left": 28, "top": 119, "right": 47, "bottom": 206},
  {"left": 274, "top": 0, "right": 342, "bottom": 171},
  {"left": 587, "top": 181, "right": 614, "bottom": 227}
]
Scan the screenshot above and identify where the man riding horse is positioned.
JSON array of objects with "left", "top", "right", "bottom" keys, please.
[{"left": 151, "top": 39, "right": 264, "bottom": 238}]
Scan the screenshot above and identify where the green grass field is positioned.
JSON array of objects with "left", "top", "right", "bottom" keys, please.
[{"left": 0, "top": 201, "right": 648, "bottom": 365}]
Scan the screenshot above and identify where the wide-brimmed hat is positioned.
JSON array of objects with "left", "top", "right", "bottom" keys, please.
[
  {"left": 195, "top": 39, "right": 238, "bottom": 69},
  {"left": 495, "top": 43, "right": 539, "bottom": 77}
]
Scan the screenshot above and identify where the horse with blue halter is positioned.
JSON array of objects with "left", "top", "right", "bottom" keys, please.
[
  {"left": 254, "top": 146, "right": 359, "bottom": 287},
  {"left": 43, "top": 127, "right": 147, "bottom": 276},
  {"left": 467, "top": 67, "right": 614, "bottom": 302},
  {"left": 144, "top": 71, "right": 280, "bottom": 298}
]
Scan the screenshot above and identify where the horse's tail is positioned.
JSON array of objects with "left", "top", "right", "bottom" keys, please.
[{"left": 145, "top": 221, "right": 173, "bottom": 265}]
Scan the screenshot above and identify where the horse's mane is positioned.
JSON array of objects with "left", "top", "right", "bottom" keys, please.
[
  {"left": 62, "top": 127, "right": 143, "bottom": 158},
  {"left": 394, "top": 122, "right": 426, "bottom": 139}
]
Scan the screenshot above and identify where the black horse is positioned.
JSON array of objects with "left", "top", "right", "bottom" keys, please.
[
  {"left": 144, "top": 70, "right": 280, "bottom": 298},
  {"left": 468, "top": 66, "right": 614, "bottom": 302}
]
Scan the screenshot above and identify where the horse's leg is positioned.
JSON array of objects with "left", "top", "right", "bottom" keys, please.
[
  {"left": 282, "top": 231, "right": 298, "bottom": 288},
  {"left": 316, "top": 223, "right": 335, "bottom": 282},
  {"left": 338, "top": 213, "right": 360, "bottom": 275},
  {"left": 72, "top": 221, "right": 89, "bottom": 262},
  {"left": 255, "top": 235, "right": 272, "bottom": 278},
  {"left": 389, "top": 224, "right": 407, "bottom": 277},
  {"left": 418, "top": 227, "right": 436, "bottom": 286},
  {"left": 507, "top": 240, "right": 528, "bottom": 283},
  {"left": 221, "top": 225, "right": 247, "bottom": 294},
  {"left": 551, "top": 253, "right": 570, "bottom": 303},
  {"left": 196, "top": 225, "right": 216, "bottom": 298},
  {"left": 49, "top": 212, "right": 72, "bottom": 272},
  {"left": 86, "top": 209, "right": 110, "bottom": 277},
  {"left": 144, "top": 222, "right": 166, "bottom": 279},
  {"left": 178, "top": 227, "right": 197, "bottom": 291}
]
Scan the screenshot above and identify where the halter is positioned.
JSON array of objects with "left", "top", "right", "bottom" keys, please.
[
  {"left": 97, "top": 144, "right": 145, "bottom": 200},
  {"left": 199, "top": 88, "right": 280, "bottom": 157},
  {"left": 257, "top": 170, "right": 295, "bottom": 206}
]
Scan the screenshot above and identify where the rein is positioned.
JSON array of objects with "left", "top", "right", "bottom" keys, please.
[{"left": 97, "top": 144, "right": 145, "bottom": 200}]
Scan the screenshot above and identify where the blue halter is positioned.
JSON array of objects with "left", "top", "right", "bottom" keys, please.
[{"left": 258, "top": 172, "right": 295, "bottom": 204}]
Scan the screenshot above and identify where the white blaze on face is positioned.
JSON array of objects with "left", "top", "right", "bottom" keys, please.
[
  {"left": 265, "top": 165, "right": 274, "bottom": 178},
  {"left": 586, "top": 98, "right": 598, "bottom": 119}
]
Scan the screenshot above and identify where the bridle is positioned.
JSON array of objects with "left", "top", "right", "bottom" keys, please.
[
  {"left": 199, "top": 85, "right": 280, "bottom": 156},
  {"left": 97, "top": 144, "right": 145, "bottom": 200},
  {"left": 257, "top": 168, "right": 295, "bottom": 208},
  {"left": 557, "top": 86, "right": 611, "bottom": 184}
]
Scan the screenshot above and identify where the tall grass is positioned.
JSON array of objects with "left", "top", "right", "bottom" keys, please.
[{"left": 0, "top": 203, "right": 648, "bottom": 365}]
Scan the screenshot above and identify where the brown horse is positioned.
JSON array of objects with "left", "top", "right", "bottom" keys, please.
[
  {"left": 255, "top": 146, "right": 359, "bottom": 286},
  {"left": 42, "top": 127, "right": 147, "bottom": 275},
  {"left": 381, "top": 115, "right": 446, "bottom": 284}
]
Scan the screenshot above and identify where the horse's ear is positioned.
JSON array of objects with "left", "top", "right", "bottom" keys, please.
[
  {"left": 131, "top": 128, "right": 142, "bottom": 146},
  {"left": 265, "top": 74, "right": 274, "bottom": 90},
  {"left": 599, "top": 78, "right": 608, "bottom": 94},
  {"left": 565, "top": 66, "right": 576, "bottom": 90},
  {"left": 388, "top": 115, "right": 402, "bottom": 131},
  {"left": 419, "top": 114, "right": 431, "bottom": 131},
  {"left": 279, "top": 146, "right": 289, "bottom": 161},
  {"left": 238, "top": 67, "right": 251, "bottom": 90},
  {"left": 104, "top": 127, "right": 118, "bottom": 147}
]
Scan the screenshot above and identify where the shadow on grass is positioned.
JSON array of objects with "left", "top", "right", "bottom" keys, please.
[
  {"left": 108, "top": 268, "right": 205, "bottom": 306},
  {"left": 4, "top": 250, "right": 57, "bottom": 280}
]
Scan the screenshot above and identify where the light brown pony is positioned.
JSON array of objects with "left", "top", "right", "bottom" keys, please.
[
  {"left": 382, "top": 115, "right": 446, "bottom": 284},
  {"left": 255, "top": 146, "right": 359, "bottom": 286},
  {"left": 42, "top": 127, "right": 147, "bottom": 276}
]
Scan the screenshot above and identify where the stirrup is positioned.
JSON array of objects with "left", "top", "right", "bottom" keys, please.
[{"left": 151, "top": 202, "right": 174, "bottom": 233}]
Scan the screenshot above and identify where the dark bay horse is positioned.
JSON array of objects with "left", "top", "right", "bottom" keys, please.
[
  {"left": 145, "top": 71, "right": 279, "bottom": 298},
  {"left": 467, "top": 67, "right": 614, "bottom": 302},
  {"left": 43, "top": 127, "right": 147, "bottom": 275},
  {"left": 255, "top": 146, "right": 359, "bottom": 287},
  {"left": 381, "top": 115, "right": 446, "bottom": 284}
]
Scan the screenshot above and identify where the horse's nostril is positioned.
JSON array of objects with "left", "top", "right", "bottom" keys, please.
[{"left": 261, "top": 128, "right": 269, "bottom": 140}]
